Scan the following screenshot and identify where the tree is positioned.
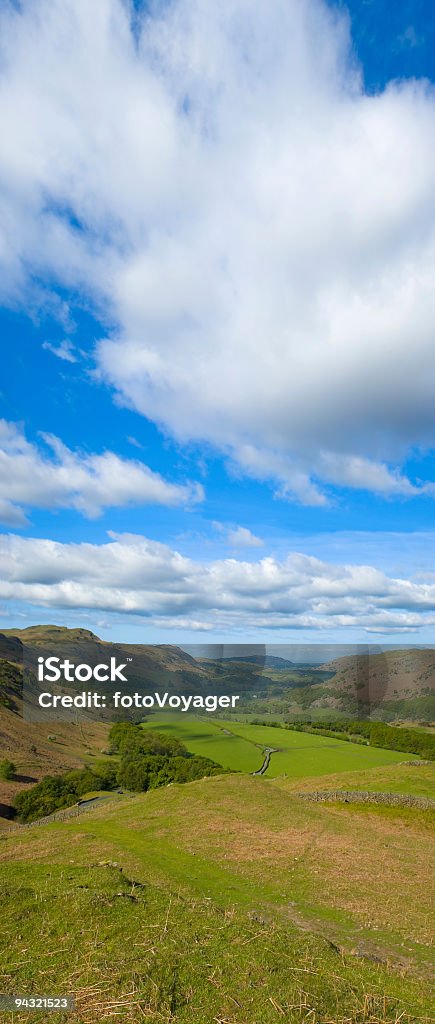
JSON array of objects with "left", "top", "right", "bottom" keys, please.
[
  {"left": 117, "top": 756, "right": 159, "bottom": 792},
  {"left": 0, "top": 759, "right": 16, "bottom": 780}
]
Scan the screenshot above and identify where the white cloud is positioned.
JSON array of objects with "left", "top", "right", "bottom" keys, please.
[
  {"left": 213, "top": 521, "right": 264, "bottom": 547},
  {"left": 0, "top": 499, "right": 29, "bottom": 527},
  {"left": 42, "top": 339, "right": 78, "bottom": 363},
  {"left": 0, "top": 420, "right": 203, "bottom": 522},
  {"left": 1, "top": 1, "right": 435, "bottom": 501},
  {"left": 127, "top": 436, "right": 144, "bottom": 450},
  {"left": 2, "top": 531, "right": 435, "bottom": 635},
  {"left": 227, "top": 526, "right": 263, "bottom": 548}
]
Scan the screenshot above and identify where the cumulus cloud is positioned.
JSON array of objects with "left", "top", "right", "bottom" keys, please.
[
  {"left": 0, "top": 420, "right": 203, "bottom": 522},
  {"left": 226, "top": 526, "right": 264, "bottom": 548},
  {"left": 2, "top": 531, "right": 435, "bottom": 634},
  {"left": 213, "top": 522, "right": 264, "bottom": 547},
  {"left": 1, "top": 0, "right": 435, "bottom": 501}
]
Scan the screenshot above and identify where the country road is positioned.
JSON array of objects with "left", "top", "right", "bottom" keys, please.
[{"left": 252, "top": 747, "right": 279, "bottom": 776}]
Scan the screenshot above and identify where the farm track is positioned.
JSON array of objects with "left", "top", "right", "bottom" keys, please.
[
  {"left": 252, "top": 746, "right": 279, "bottom": 775},
  {"left": 213, "top": 720, "right": 281, "bottom": 776}
]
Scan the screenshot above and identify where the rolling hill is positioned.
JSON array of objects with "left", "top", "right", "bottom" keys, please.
[
  {"left": 316, "top": 648, "right": 435, "bottom": 719},
  {"left": 0, "top": 773, "right": 433, "bottom": 1022}
]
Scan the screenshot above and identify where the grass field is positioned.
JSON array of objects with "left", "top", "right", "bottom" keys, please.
[
  {"left": 278, "top": 762, "right": 435, "bottom": 799},
  {"left": 0, "top": 858, "right": 429, "bottom": 1024},
  {"left": 142, "top": 715, "right": 411, "bottom": 778},
  {"left": 1, "top": 774, "right": 434, "bottom": 1023},
  {"left": 142, "top": 715, "right": 264, "bottom": 772}
]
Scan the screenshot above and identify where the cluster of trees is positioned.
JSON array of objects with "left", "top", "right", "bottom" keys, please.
[
  {"left": 110, "top": 721, "right": 225, "bottom": 791},
  {"left": 109, "top": 721, "right": 185, "bottom": 757},
  {"left": 284, "top": 719, "right": 435, "bottom": 760},
  {"left": 250, "top": 717, "right": 434, "bottom": 759},
  {"left": 14, "top": 724, "right": 225, "bottom": 822},
  {"left": 14, "top": 763, "right": 118, "bottom": 822}
]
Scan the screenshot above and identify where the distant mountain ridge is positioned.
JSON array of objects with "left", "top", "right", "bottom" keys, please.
[
  {"left": 1, "top": 627, "right": 434, "bottom": 727},
  {"left": 220, "top": 654, "right": 296, "bottom": 668}
]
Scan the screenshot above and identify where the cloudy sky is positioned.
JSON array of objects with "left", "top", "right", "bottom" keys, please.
[{"left": 1, "top": 0, "right": 435, "bottom": 643}]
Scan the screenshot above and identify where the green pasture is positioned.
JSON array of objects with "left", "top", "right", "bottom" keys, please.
[
  {"left": 143, "top": 715, "right": 411, "bottom": 779},
  {"left": 223, "top": 720, "right": 410, "bottom": 777},
  {"left": 141, "top": 715, "right": 263, "bottom": 772}
]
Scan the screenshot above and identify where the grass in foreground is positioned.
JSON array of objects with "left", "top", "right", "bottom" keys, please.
[
  {"left": 1, "top": 773, "right": 433, "bottom": 1023},
  {"left": 1, "top": 859, "right": 431, "bottom": 1024}
]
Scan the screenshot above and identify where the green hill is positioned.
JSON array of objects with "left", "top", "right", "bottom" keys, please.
[{"left": 1, "top": 773, "right": 433, "bottom": 1023}]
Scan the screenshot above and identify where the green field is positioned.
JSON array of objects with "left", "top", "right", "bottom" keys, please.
[
  {"left": 279, "top": 761, "right": 435, "bottom": 799},
  {"left": 143, "top": 715, "right": 410, "bottom": 778},
  {"left": 142, "top": 715, "right": 263, "bottom": 772},
  {"left": 1, "top": 774, "right": 433, "bottom": 1023}
]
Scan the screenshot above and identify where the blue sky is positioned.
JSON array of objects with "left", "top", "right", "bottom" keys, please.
[{"left": 1, "top": 0, "right": 435, "bottom": 644}]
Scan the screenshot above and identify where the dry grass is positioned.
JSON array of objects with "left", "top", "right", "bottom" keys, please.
[{"left": 0, "top": 702, "right": 110, "bottom": 813}]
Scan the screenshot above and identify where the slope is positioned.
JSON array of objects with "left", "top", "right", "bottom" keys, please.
[{"left": 1, "top": 773, "right": 434, "bottom": 1023}]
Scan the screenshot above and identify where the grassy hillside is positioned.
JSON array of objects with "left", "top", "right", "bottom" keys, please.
[
  {"left": 216, "top": 648, "right": 435, "bottom": 721},
  {"left": 315, "top": 649, "right": 435, "bottom": 720},
  {"left": 0, "top": 627, "right": 213, "bottom": 710},
  {"left": 277, "top": 761, "right": 435, "bottom": 799},
  {"left": 1, "top": 859, "right": 429, "bottom": 1024},
  {"left": 1, "top": 774, "right": 433, "bottom": 1022},
  {"left": 321, "top": 648, "right": 435, "bottom": 699},
  {"left": 0, "top": 657, "right": 110, "bottom": 817},
  {"left": 1, "top": 629, "right": 433, "bottom": 1019},
  {"left": 142, "top": 715, "right": 411, "bottom": 778}
]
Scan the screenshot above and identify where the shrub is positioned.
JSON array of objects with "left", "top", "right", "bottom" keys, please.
[
  {"left": 14, "top": 766, "right": 117, "bottom": 822},
  {"left": 117, "top": 752, "right": 224, "bottom": 792},
  {"left": 108, "top": 721, "right": 139, "bottom": 754},
  {"left": 109, "top": 722, "right": 187, "bottom": 760},
  {"left": 117, "top": 755, "right": 165, "bottom": 792},
  {"left": 0, "top": 759, "right": 16, "bottom": 780}
]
